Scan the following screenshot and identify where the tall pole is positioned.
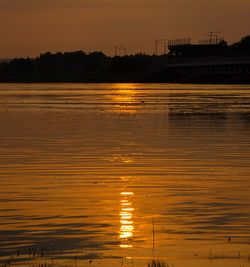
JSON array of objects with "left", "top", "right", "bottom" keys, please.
[
  {"left": 164, "top": 42, "right": 167, "bottom": 55},
  {"left": 115, "top": 45, "right": 126, "bottom": 56},
  {"left": 207, "top": 31, "right": 221, "bottom": 45},
  {"left": 214, "top": 31, "right": 221, "bottom": 44},
  {"left": 209, "top": 32, "right": 213, "bottom": 45},
  {"left": 152, "top": 217, "right": 155, "bottom": 258}
]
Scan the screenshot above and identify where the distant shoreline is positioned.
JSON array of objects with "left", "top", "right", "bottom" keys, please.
[
  {"left": 0, "top": 80, "right": 250, "bottom": 85},
  {"left": 1, "top": 36, "right": 250, "bottom": 85},
  {"left": 1, "top": 81, "right": 250, "bottom": 85}
]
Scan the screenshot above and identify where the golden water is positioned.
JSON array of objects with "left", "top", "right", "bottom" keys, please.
[{"left": 0, "top": 83, "right": 250, "bottom": 267}]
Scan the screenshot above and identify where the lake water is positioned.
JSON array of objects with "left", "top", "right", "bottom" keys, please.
[{"left": 0, "top": 83, "right": 250, "bottom": 267}]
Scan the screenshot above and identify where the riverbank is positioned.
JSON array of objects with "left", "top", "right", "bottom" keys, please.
[{"left": 0, "top": 53, "right": 249, "bottom": 84}]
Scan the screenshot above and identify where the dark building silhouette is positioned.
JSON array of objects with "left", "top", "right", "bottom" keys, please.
[{"left": 164, "top": 36, "right": 250, "bottom": 83}]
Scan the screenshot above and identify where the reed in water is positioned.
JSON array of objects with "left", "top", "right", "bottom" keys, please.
[{"left": 147, "top": 259, "right": 170, "bottom": 267}]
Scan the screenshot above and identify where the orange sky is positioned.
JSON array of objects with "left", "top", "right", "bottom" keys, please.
[{"left": 0, "top": 0, "right": 249, "bottom": 58}]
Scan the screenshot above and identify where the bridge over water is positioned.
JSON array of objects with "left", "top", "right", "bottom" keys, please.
[{"left": 164, "top": 54, "right": 250, "bottom": 83}]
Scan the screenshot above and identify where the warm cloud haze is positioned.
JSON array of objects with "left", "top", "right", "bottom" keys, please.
[{"left": 0, "top": 0, "right": 250, "bottom": 57}]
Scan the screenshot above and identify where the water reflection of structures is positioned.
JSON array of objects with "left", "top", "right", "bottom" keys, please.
[{"left": 120, "top": 191, "right": 134, "bottom": 248}]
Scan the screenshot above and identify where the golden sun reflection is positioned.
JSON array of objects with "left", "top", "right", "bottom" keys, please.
[
  {"left": 111, "top": 83, "right": 139, "bottom": 90},
  {"left": 110, "top": 84, "right": 139, "bottom": 114},
  {"left": 119, "top": 191, "right": 134, "bottom": 248}
]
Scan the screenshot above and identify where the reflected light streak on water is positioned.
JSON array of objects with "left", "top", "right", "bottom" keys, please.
[
  {"left": 120, "top": 192, "right": 134, "bottom": 248},
  {"left": 0, "top": 83, "right": 250, "bottom": 267},
  {"left": 110, "top": 84, "right": 138, "bottom": 114}
]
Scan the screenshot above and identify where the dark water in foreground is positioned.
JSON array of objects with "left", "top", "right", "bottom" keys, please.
[{"left": 0, "top": 83, "right": 250, "bottom": 267}]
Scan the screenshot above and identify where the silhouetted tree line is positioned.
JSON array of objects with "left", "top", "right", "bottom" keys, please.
[
  {"left": 0, "top": 36, "right": 249, "bottom": 83},
  {"left": 0, "top": 50, "right": 167, "bottom": 82}
]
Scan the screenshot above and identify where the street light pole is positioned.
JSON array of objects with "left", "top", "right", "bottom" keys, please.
[
  {"left": 115, "top": 45, "right": 127, "bottom": 56},
  {"left": 207, "top": 31, "right": 221, "bottom": 44}
]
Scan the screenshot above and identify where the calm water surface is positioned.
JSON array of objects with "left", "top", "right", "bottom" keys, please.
[{"left": 0, "top": 83, "right": 250, "bottom": 267}]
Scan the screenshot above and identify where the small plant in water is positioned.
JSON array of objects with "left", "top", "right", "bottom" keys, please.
[{"left": 147, "top": 259, "right": 169, "bottom": 267}]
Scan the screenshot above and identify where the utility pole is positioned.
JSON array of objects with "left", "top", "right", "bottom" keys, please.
[
  {"left": 115, "top": 45, "right": 127, "bottom": 56},
  {"left": 208, "top": 31, "right": 221, "bottom": 44},
  {"left": 152, "top": 217, "right": 155, "bottom": 258},
  {"left": 214, "top": 31, "right": 221, "bottom": 44}
]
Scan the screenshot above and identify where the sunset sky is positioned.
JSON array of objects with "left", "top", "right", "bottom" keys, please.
[{"left": 0, "top": 0, "right": 249, "bottom": 58}]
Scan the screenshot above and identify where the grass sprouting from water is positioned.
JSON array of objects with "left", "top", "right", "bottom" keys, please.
[{"left": 147, "top": 259, "right": 170, "bottom": 267}]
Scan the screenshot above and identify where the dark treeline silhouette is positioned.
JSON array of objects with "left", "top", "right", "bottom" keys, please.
[
  {"left": 0, "top": 51, "right": 165, "bottom": 82},
  {"left": 0, "top": 36, "right": 250, "bottom": 83}
]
